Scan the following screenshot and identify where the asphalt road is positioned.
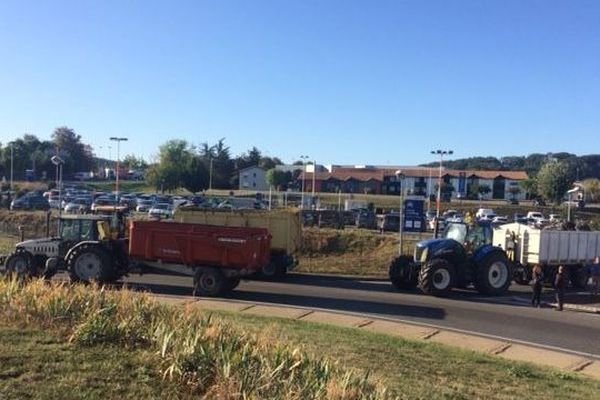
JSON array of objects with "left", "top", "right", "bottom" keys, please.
[{"left": 122, "top": 271, "right": 600, "bottom": 358}]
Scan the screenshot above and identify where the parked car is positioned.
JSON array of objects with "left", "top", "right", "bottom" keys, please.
[
  {"left": 514, "top": 213, "right": 528, "bottom": 224},
  {"left": 476, "top": 208, "right": 496, "bottom": 221},
  {"left": 136, "top": 199, "right": 154, "bottom": 212},
  {"left": 10, "top": 193, "right": 50, "bottom": 211},
  {"left": 491, "top": 216, "right": 508, "bottom": 226},
  {"left": 64, "top": 198, "right": 91, "bottom": 214},
  {"left": 549, "top": 214, "right": 562, "bottom": 222},
  {"left": 355, "top": 209, "right": 377, "bottom": 229},
  {"left": 148, "top": 203, "right": 173, "bottom": 219},
  {"left": 91, "top": 197, "right": 118, "bottom": 212}
]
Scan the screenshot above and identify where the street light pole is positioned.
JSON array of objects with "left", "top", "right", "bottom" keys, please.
[
  {"left": 209, "top": 158, "right": 213, "bottom": 192},
  {"left": 110, "top": 137, "right": 128, "bottom": 201},
  {"left": 431, "top": 149, "right": 453, "bottom": 237},
  {"left": 396, "top": 170, "right": 405, "bottom": 255},
  {"left": 10, "top": 144, "right": 14, "bottom": 192},
  {"left": 300, "top": 155, "right": 309, "bottom": 209}
]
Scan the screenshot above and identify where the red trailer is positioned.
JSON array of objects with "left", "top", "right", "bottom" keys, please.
[{"left": 62, "top": 220, "right": 272, "bottom": 296}]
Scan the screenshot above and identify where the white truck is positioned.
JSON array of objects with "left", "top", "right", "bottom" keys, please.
[{"left": 493, "top": 223, "right": 598, "bottom": 288}]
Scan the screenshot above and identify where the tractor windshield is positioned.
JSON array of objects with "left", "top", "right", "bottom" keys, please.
[{"left": 443, "top": 222, "right": 467, "bottom": 243}]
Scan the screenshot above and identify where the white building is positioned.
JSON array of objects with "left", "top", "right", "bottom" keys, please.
[{"left": 239, "top": 166, "right": 269, "bottom": 191}]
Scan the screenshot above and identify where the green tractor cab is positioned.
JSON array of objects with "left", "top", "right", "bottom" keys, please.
[{"left": 389, "top": 221, "right": 513, "bottom": 296}]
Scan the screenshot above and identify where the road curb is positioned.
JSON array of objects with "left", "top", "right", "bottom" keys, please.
[
  {"left": 546, "top": 301, "right": 600, "bottom": 314},
  {"left": 152, "top": 294, "right": 600, "bottom": 380}
]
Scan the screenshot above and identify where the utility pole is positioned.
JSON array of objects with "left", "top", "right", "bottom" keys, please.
[
  {"left": 209, "top": 158, "right": 213, "bottom": 192},
  {"left": 10, "top": 144, "right": 14, "bottom": 191},
  {"left": 300, "top": 155, "right": 309, "bottom": 209},
  {"left": 110, "top": 137, "right": 128, "bottom": 201},
  {"left": 431, "top": 149, "right": 453, "bottom": 237}
]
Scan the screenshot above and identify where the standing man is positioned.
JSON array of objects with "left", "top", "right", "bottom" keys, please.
[
  {"left": 590, "top": 257, "right": 600, "bottom": 297},
  {"left": 554, "top": 265, "right": 567, "bottom": 311},
  {"left": 531, "top": 264, "right": 544, "bottom": 308}
]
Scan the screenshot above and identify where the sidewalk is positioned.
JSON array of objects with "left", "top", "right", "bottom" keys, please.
[
  {"left": 152, "top": 294, "right": 600, "bottom": 380},
  {"left": 547, "top": 292, "right": 600, "bottom": 314}
]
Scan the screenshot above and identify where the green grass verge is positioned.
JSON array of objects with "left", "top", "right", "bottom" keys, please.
[
  {"left": 213, "top": 312, "right": 600, "bottom": 400},
  {"left": 0, "top": 325, "right": 183, "bottom": 400}
]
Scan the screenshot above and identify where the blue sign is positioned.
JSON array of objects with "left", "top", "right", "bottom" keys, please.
[{"left": 403, "top": 198, "right": 425, "bottom": 232}]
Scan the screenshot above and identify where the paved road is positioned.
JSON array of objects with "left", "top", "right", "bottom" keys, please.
[{"left": 123, "top": 271, "right": 600, "bottom": 357}]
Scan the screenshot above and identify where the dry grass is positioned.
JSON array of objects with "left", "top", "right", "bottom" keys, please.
[
  {"left": 296, "top": 228, "right": 428, "bottom": 276},
  {"left": 0, "top": 278, "right": 390, "bottom": 400}
]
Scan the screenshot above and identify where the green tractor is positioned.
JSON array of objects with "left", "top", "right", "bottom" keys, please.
[{"left": 389, "top": 221, "right": 513, "bottom": 296}]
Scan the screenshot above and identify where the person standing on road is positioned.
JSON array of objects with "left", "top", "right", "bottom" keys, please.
[
  {"left": 531, "top": 264, "right": 544, "bottom": 308},
  {"left": 554, "top": 265, "right": 567, "bottom": 311}
]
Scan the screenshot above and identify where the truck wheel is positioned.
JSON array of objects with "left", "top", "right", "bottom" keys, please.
[
  {"left": 67, "top": 243, "right": 115, "bottom": 283},
  {"left": 225, "top": 277, "right": 241, "bottom": 291},
  {"left": 5, "top": 250, "right": 35, "bottom": 279},
  {"left": 193, "top": 267, "right": 226, "bottom": 297},
  {"left": 513, "top": 264, "right": 531, "bottom": 285},
  {"left": 570, "top": 267, "right": 589, "bottom": 289},
  {"left": 389, "top": 255, "right": 417, "bottom": 290},
  {"left": 258, "top": 253, "right": 288, "bottom": 280},
  {"left": 419, "top": 259, "right": 455, "bottom": 296},
  {"left": 475, "top": 252, "right": 513, "bottom": 295}
]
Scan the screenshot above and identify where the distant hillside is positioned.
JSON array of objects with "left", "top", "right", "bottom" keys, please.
[{"left": 420, "top": 153, "right": 600, "bottom": 179}]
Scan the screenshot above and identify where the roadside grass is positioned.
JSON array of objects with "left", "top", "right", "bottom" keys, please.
[
  {"left": 0, "top": 278, "right": 390, "bottom": 400},
  {"left": 2, "top": 282, "right": 597, "bottom": 400},
  {"left": 214, "top": 312, "right": 600, "bottom": 400},
  {"left": 0, "top": 325, "right": 184, "bottom": 400},
  {"left": 0, "top": 235, "right": 18, "bottom": 255}
]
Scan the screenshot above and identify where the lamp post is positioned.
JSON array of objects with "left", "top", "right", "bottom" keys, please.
[
  {"left": 10, "top": 144, "right": 14, "bottom": 192},
  {"left": 395, "top": 170, "right": 405, "bottom": 255},
  {"left": 311, "top": 159, "right": 316, "bottom": 200},
  {"left": 300, "top": 155, "right": 309, "bottom": 209},
  {"left": 109, "top": 137, "right": 128, "bottom": 201},
  {"left": 431, "top": 149, "right": 453, "bottom": 237},
  {"left": 208, "top": 158, "right": 214, "bottom": 192},
  {"left": 51, "top": 156, "right": 65, "bottom": 231}
]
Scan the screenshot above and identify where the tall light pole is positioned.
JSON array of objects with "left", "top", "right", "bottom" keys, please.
[
  {"left": 51, "top": 156, "right": 65, "bottom": 231},
  {"left": 110, "top": 137, "right": 128, "bottom": 199},
  {"left": 209, "top": 158, "right": 214, "bottom": 192},
  {"left": 311, "top": 159, "right": 316, "bottom": 200},
  {"left": 10, "top": 144, "right": 14, "bottom": 191},
  {"left": 431, "top": 149, "right": 453, "bottom": 237},
  {"left": 395, "top": 170, "right": 405, "bottom": 255},
  {"left": 300, "top": 155, "right": 309, "bottom": 209}
]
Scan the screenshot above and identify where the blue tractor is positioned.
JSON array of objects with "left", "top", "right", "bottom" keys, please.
[{"left": 389, "top": 221, "right": 513, "bottom": 296}]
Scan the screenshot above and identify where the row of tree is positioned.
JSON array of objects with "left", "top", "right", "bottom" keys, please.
[
  {"left": 145, "top": 139, "right": 284, "bottom": 193},
  {"left": 0, "top": 127, "right": 95, "bottom": 182},
  {"left": 421, "top": 152, "right": 600, "bottom": 179}
]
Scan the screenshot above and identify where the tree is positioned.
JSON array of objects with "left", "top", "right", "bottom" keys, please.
[
  {"left": 508, "top": 186, "right": 521, "bottom": 200},
  {"left": 478, "top": 184, "right": 491, "bottom": 198},
  {"left": 537, "top": 161, "right": 575, "bottom": 204},
  {"left": 182, "top": 155, "right": 209, "bottom": 193},
  {"left": 146, "top": 140, "right": 193, "bottom": 192},
  {"left": 266, "top": 169, "right": 291, "bottom": 190},
  {"left": 52, "top": 126, "right": 94, "bottom": 175},
  {"left": 581, "top": 178, "right": 600, "bottom": 203},
  {"left": 520, "top": 178, "right": 538, "bottom": 199},
  {"left": 121, "top": 154, "right": 148, "bottom": 170}
]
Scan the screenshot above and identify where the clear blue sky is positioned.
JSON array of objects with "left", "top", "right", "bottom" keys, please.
[{"left": 1, "top": 0, "right": 599, "bottom": 165}]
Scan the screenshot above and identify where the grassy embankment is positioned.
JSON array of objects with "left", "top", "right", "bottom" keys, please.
[{"left": 1, "top": 280, "right": 599, "bottom": 400}]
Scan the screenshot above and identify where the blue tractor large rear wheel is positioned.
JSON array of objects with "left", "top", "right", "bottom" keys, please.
[{"left": 474, "top": 252, "right": 513, "bottom": 295}]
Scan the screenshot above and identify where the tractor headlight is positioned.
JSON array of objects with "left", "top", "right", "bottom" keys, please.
[{"left": 419, "top": 247, "right": 429, "bottom": 263}]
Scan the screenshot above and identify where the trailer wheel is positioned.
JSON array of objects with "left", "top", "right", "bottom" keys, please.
[
  {"left": 419, "top": 259, "right": 455, "bottom": 296},
  {"left": 193, "top": 267, "right": 226, "bottom": 297},
  {"left": 389, "top": 255, "right": 417, "bottom": 290},
  {"left": 225, "top": 277, "right": 241, "bottom": 291},
  {"left": 5, "top": 250, "right": 35, "bottom": 279},
  {"left": 570, "top": 267, "right": 589, "bottom": 289},
  {"left": 67, "top": 243, "right": 115, "bottom": 283},
  {"left": 475, "top": 252, "right": 513, "bottom": 295},
  {"left": 258, "top": 253, "right": 288, "bottom": 280}
]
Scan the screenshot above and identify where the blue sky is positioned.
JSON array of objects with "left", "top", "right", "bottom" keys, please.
[{"left": 1, "top": 0, "right": 599, "bottom": 165}]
